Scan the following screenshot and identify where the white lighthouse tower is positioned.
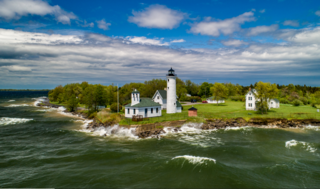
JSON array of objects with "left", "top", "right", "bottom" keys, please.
[{"left": 166, "top": 67, "right": 177, "bottom": 114}]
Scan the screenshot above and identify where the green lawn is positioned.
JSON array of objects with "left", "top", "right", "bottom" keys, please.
[{"left": 120, "top": 100, "right": 320, "bottom": 125}]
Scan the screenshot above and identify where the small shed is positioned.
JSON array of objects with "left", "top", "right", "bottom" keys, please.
[{"left": 188, "top": 106, "right": 198, "bottom": 117}]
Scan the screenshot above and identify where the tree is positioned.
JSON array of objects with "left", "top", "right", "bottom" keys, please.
[
  {"left": 67, "top": 94, "right": 79, "bottom": 112},
  {"left": 210, "top": 83, "right": 228, "bottom": 106},
  {"left": 110, "top": 103, "right": 122, "bottom": 112},
  {"left": 199, "top": 82, "right": 213, "bottom": 97},
  {"left": 254, "top": 82, "right": 279, "bottom": 114}
]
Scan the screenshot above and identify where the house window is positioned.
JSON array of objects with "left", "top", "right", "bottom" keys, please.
[
  {"left": 133, "top": 109, "right": 136, "bottom": 114},
  {"left": 249, "top": 103, "right": 252, "bottom": 107},
  {"left": 156, "top": 108, "right": 158, "bottom": 113},
  {"left": 271, "top": 102, "right": 273, "bottom": 104},
  {"left": 151, "top": 108, "right": 153, "bottom": 113},
  {"left": 157, "top": 96, "right": 159, "bottom": 99},
  {"left": 127, "top": 109, "right": 130, "bottom": 114},
  {"left": 249, "top": 93, "right": 251, "bottom": 95}
]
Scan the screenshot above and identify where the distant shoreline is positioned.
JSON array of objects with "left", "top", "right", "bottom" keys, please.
[{"left": 0, "top": 89, "right": 50, "bottom": 91}]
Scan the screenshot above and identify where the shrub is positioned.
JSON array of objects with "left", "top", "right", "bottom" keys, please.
[
  {"left": 292, "top": 99, "right": 303, "bottom": 106},
  {"left": 280, "top": 98, "right": 290, "bottom": 104},
  {"left": 230, "top": 96, "right": 245, "bottom": 101},
  {"left": 110, "top": 103, "right": 122, "bottom": 112},
  {"left": 300, "top": 97, "right": 308, "bottom": 105}
]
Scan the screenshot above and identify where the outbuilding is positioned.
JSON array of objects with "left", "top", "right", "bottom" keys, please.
[{"left": 188, "top": 106, "right": 197, "bottom": 117}]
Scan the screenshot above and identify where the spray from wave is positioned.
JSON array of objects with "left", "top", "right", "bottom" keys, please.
[
  {"left": 6, "top": 104, "right": 30, "bottom": 107},
  {"left": 285, "top": 139, "right": 317, "bottom": 153},
  {"left": 78, "top": 122, "right": 139, "bottom": 140},
  {"left": 171, "top": 155, "right": 216, "bottom": 165},
  {"left": 0, "top": 117, "right": 33, "bottom": 126}
]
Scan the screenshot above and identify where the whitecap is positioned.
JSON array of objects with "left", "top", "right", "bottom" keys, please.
[
  {"left": 33, "top": 97, "right": 48, "bottom": 106},
  {"left": 6, "top": 104, "right": 30, "bottom": 107},
  {"left": 285, "top": 139, "right": 317, "bottom": 153},
  {"left": 304, "top": 125, "right": 320, "bottom": 131},
  {"left": 224, "top": 126, "right": 252, "bottom": 131},
  {"left": 171, "top": 155, "right": 216, "bottom": 164},
  {"left": 78, "top": 123, "right": 139, "bottom": 140},
  {"left": 8, "top": 100, "right": 15, "bottom": 102},
  {"left": 0, "top": 117, "right": 33, "bottom": 126}
]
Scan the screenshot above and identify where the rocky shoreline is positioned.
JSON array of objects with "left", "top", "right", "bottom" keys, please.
[
  {"left": 36, "top": 99, "right": 320, "bottom": 139},
  {"left": 36, "top": 98, "right": 88, "bottom": 119},
  {"left": 87, "top": 117, "right": 320, "bottom": 138}
]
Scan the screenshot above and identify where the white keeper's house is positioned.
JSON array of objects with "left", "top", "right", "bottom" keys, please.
[
  {"left": 245, "top": 88, "right": 280, "bottom": 110},
  {"left": 125, "top": 68, "right": 182, "bottom": 118}
]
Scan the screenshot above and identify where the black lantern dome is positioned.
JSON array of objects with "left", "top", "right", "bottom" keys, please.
[{"left": 167, "top": 67, "right": 176, "bottom": 76}]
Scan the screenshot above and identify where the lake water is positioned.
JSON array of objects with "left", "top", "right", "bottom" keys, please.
[{"left": 1, "top": 91, "right": 320, "bottom": 188}]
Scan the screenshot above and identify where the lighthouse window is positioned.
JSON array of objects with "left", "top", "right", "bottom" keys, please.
[
  {"left": 168, "top": 87, "right": 169, "bottom": 90},
  {"left": 168, "top": 79, "right": 169, "bottom": 82},
  {"left": 174, "top": 103, "right": 175, "bottom": 105}
]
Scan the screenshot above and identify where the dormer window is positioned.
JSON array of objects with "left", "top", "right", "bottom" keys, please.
[{"left": 249, "top": 93, "right": 251, "bottom": 95}]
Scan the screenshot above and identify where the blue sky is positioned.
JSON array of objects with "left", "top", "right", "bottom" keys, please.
[{"left": 0, "top": 0, "right": 320, "bottom": 89}]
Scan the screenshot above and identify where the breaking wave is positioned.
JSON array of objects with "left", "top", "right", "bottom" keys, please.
[
  {"left": 171, "top": 155, "right": 216, "bottom": 165},
  {"left": 304, "top": 126, "right": 320, "bottom": 131},
  {"left": 285, "top": 139, "right": 317, "bottom": 153},
  {"left": 224, "top": 126, "right": 252, "bottom": 131},
  {"left": 78, "top": 122, "right": 139, "bottom": 140},
  {"left": 33, "top": 97, "right": 47, "bottom": 106},
  {"left": 6, "top": 104, "right": 30, "bottom": 107},
  {"left": 0, "top": 117, "right": 33, "bottom": 126},
  {"left": 8, "top": 100, "right": 15, "bottom": 102}
]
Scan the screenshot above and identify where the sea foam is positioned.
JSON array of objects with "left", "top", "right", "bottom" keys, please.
[
  {"left": 285, "top": 139, "right": 317, "bottom": 153},
  {"left": 171, "top": 155, "right": 216, "bottom": 164},
  {"left": 0, "top": 117, "right": 33, "bottom": 126},
  {"left": 8, "top": 100, "right": 15, "bottom": 102},
  {"left": 6, "top": 104, "right": 30, "bottom": 107}
]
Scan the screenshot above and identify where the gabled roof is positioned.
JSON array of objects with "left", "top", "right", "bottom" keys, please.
[
  {"left": 246, "top": 89, "right": 257, "bottom": 95},
  {"left": 176, "top": 101, "right": 182, "bottom": 108},
  {"left": 152, "top": 90, "right": 167, "bottom": 99},
  {"left": 272, "top": 98, "right": 279, "bottom": 103},
  {"left": 125, "top": 98, "right": 161, "bottom": 107}
]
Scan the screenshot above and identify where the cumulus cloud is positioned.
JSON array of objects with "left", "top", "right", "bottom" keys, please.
[
  {"left": 247, "top": 24, "right": 278, "bottom": 36},
  {"left": 190, "top": 11, "right": 255, "bottom": 36},
  {"left": 128, "top": 5, "right": 186, "bottom": 29},
  {"left": 0, "top": 0, "right": 77, "bottom": 24},
  {"left": 222, "top": 39, "right": 247, "bottom": 47},
  {"left": 1, "top": 28, "right": 320, "bottom": 87},
  {"left": 125, "top": 36, "right": 169, "bottom": 46},
  {"left": 316, "top": 10, "right": 320, "bottom": 16},
  {"left": 96, "top": 19, "right": 111, "bottom": 30},
  {"left": 170, "top": 39, "right": 185, "bottom": 43},
  {"left": 283, "top": 20, "right": 299, "bottom": 27}
]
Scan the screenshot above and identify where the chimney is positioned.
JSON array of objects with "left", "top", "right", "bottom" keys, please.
[{"left": 249, "top": 88, "right": 251, "bottom": 91}]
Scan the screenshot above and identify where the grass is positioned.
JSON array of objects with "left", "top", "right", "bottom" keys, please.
[{"left": 119, "top": 100, "right": 320, "bottom": 126}]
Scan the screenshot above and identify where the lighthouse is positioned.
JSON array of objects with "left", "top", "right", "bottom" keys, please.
[{"left": 166, "top": 67, "right": 177, "bottom": 114}]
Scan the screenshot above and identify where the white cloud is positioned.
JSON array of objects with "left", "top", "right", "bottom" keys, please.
[
  {"left": 171, "top": 39, "right": 185, "bottom": 43},
  {"left": 283, "top": 20, "right": 299, "bottom": 27},
  {"left": 247, "top": 24, "right": 278, "bottom": 36},
  {"left": 128, "top": 5, "right": 186, "bottom": 29},
  {"left": 1, "top": 28, "right": 320, "bottom": 87},
  {"left": 287, "top": 27, "right": 320, "bottom": 44},
  {"left": 190, "top": 11, "right": 255, "bottom": 36},
  {"left": 315, "top": 10, "right": 320, "bottom": 16},
  {"left": 222, "top": 39, "right": 247, "bottom": 47},
  {"left": 0, "top": 0, "right": 76, "bottom": 24},
  {"left": 260, "top": 9, "right": 266, "bottom": 13},
  {"left": 4, "top": 65, "right": 32, "bottom": 72},
  {"left": 125, "top": 36, "right": 169, "bottom": 46},
  {"left": 96, "top": 19, "right": 111, "bottom": 30}
]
